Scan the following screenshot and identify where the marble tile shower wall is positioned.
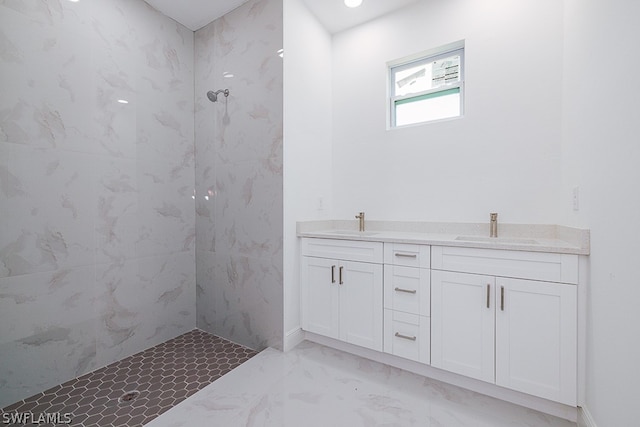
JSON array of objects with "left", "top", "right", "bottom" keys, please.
[
  {"left": 194, "top": 0, "right": 283, "bottom": 351},
  {"left": 0, "top": 0, "right": 196, "bottom": 407}
]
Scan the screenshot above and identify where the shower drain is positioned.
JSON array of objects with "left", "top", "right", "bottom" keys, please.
[{"left": 118, "top": 390, "right": 140, "bottom": 405}]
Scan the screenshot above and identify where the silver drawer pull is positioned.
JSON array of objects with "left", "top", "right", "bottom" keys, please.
[
  {"left": 394, "top": 253, "right": 417, "bottom": 258},
  {"left": 394, "top": 287, "right": 417, "bottom": 294},
  {"left": 395, "top": 332, "right": 417, "bottom": 341}
]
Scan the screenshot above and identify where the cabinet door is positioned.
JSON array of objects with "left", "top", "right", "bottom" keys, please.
[
  {"left": 431, "top": 270, "right": 495, "bottom": 383},
  {"left": 339, "top": 260, "right": 383, "bottom": 351},
  {"left": 496, "top": 278, "right": 577, "bottom": 405},
  {"left": 301, "top": 256, "right": 339, "bottom": 340}
]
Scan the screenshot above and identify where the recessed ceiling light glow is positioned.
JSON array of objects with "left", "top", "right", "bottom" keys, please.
[
  {"left": 344, "top": 0, "right": 363, "bottom": 8},
  {"left": 277, "top": 48, "right": 284, "bottom": 58},
  {"left": 68, "top": 0, "right": 80, "bottom": 2},
  {"left": 222, "top": 71, "right": 234, "bottom": 78},
  {"left": 117, "top": 99, "right": 129, "bottom": 104}
]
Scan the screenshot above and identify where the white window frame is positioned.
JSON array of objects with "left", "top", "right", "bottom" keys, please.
[{"left": 388, "top": 41, "right": 465, "bottom": 129}]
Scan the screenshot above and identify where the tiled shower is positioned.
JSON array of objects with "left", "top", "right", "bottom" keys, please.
[{"left": 0, "top": 0, "right": 283, "bottom": 409}]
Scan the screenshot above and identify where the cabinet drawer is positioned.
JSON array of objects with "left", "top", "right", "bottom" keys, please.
[
  {"left": 384, "top": 243, "right": 430, "bottom": 268},
  {"left": 431, "top": 246, "right": 578, "bottom": 284},
  {"left": 302, "top": 238, "right": 383, "bottom": 264},
  {"left": 383, "top": 310, "right": 430, "bottom": 364},
  {"left": 383, "top": 265, "right": 430, "bottom": 316}
]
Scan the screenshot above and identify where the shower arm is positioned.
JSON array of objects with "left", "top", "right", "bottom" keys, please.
[{"left": 207, "top": 89, "right": 230, "bottom": 102}]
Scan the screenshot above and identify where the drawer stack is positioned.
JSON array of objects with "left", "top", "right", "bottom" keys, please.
[{"left": 383, "top": 243, "right": 431, "bottom": 364}]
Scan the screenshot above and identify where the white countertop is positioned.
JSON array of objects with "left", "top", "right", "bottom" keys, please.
[{"left": 297, "top": 220, "right": 590, "bottom": 255}]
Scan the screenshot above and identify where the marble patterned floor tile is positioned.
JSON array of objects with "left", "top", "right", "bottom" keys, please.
[{"left": 146, "top": 341, "right": 577, "bottom": 427}]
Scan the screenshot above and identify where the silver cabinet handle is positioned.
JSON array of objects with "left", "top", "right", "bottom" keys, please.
[
  {"left": 486, "top": 284, "right": 491, "bottom": 308},
  {"left": 394, "top": 253, "right": 417, "bottom": 258},
  {"left": 331, "top": 265, "right": 336, "bottom": 284},
  {"left": 339, "top": 266, "right": 344, "bottom": 285},
  {"left": 500, "top": 286, "right": 505, "bottom": 311},
  {"left": 394, "top": 287, "right": 417, "bottom": 294},
  {"left": 395, "top": 332, "right": 417, "bottom": 341}
]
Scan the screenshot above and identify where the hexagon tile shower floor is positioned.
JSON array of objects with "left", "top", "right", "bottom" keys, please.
[{"left": 0, "top": 330, "right": 258, "bottom": 426}]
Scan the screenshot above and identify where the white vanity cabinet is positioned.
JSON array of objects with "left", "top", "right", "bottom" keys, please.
[
  {"left": 298, "top": 224, "right": 588, "bottom": 416},
  {"left": 301, "top": 238, "right": 384, "bottom": 351},
  {"left": 431, "top": 246, "right": 578, "bottom": 406},
  {"left": 383, "top": 243, "right": 431, "bottom": 364}
]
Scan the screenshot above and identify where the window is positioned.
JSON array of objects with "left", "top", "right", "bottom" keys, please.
[{"left": 389, "top": 42, "right": 464, "bottom": 128}]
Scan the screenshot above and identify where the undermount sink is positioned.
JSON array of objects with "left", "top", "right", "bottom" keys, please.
[
  {"left": 455, "top": 236, "right": 539, "bottom": 245},
  {"left": 328, "top": 230, "right": 380, "bottom": 237}
]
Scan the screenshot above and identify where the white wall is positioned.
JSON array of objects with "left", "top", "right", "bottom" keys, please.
[
  {"left": 284, "top": 3, "right": 640, "bottom": 424},
  {"left": 283, "top": 0, "right": 333, "bottom": 340},
  {"left": 562, "top": 1, "right": 640, "bottom": 425},
  {"left": 331, "top": 0, "right": 565, "bottom": 224}
]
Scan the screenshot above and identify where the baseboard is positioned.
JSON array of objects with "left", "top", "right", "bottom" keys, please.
[
  {"left": 305, "top": 332, "right": 577, "bottom": 422},
  {"left": 283, "top": 327, "right": 305, "bottom": 352},
  {"left": 578, "top": 406, "right": 598, "bottom": 427}
]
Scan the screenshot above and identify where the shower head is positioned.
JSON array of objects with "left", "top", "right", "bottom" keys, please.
[{"left": 207, "top": 89, "right": 229, "bottom": 102}]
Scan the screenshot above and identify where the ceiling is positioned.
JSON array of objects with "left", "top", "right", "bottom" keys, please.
[
  {"left": 143, "top": 0, "right": 250, "bottom": 31},
  {"left": 144, "top": 0, "right": 421, "bottom": 33},
  {"left": 302, "top": 0, "right": 421, "bottom": 34}
]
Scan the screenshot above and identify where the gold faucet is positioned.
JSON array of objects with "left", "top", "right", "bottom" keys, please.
[
  {"left": 355, "top": 212, "right": 365, "bottom": 232},
  {"left": 490, "top": 213, "right": 498, "bottom": 237}
]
